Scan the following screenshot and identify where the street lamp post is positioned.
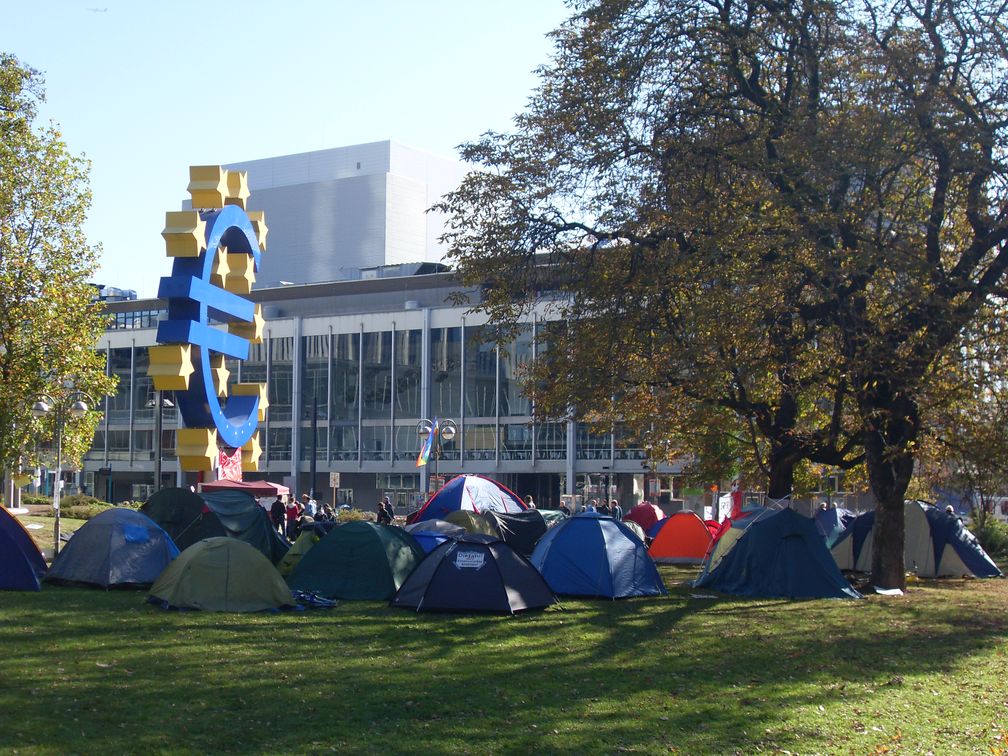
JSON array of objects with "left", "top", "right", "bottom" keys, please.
[
  {"left": 146, "top": 390, "right": 174, "bottom": 493},
  {"left": 417, "top": 418, "right": 457, "bottom": 494},
  {"left": 32, "top": 390, "right": 92, "bottom": 557}
]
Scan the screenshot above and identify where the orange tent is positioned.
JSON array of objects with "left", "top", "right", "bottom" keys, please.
[{"left": 648, "top": 511, "right": 715, "bottom": 564}]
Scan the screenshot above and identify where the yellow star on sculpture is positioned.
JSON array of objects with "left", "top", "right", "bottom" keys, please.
[
  {"left": 147, "top": 344, "right": 195, "bottom": 391},
  {"left": 247, "top": 210, "right": 268, "bottom": 251},
  {"left": 177, "top": 427, "right": 218, "bottom": 472},
  {"left": 241, "top": 431, "right": 262, "bottom": 471},
  {"left": 233, "top": 382, "right": 269, "bottom": 421},
  {"left": 162, "top": 211, "right": 207, "bottom": 258},
  {"left": 208, "top": 354, "right": 230, "bottom": 397},
  {"left": 187, "top": 165, "right": 228, "bottom": 209},
  {"left": 224, "top": 170, "right": 250, "bottom": 210},
  {"left": 211, "top": 245, "right": 231, "bottom": 288},
  {"left": 228, "top": 304, "right": 264, "bottom": 344},
  {"left": 224, "top": 251, "right": 256, "bottom": 295}
]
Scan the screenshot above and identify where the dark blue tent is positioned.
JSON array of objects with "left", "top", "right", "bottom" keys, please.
[
  {"left": 814, "top": 507, "right": 857, "bottom": 545},
  {"left": 1, "top": 507, "right": 47, "bottom": 591},
  {"left": 696, "top": 507, "right": 861, "bottom": 599},
  {"left": 530, "top": 512, "right": 667, "bottom": 599},
  {"left": 391, "top": 534, "right": 556, "bottom": 614},
  {"left": 44, "top": 508, "right": 180, "bottom": 588}
]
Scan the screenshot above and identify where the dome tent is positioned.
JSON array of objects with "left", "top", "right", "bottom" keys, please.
[
  {"left": 830, "top": 501, "right": 1002, "bottom": 578},
  {"left": 695, "top": 507, "right": 861, "bottom": 599},
  {"left": 149, "top": 537, "right": 294, "bottom": 612},
  {"left": 0, "top": 506, "right": 47, "bottom": 591},
  {"left": 287, "top": 521, "right": 424, "bottom": 600},
  {"left": 44, "top": 508, "right": 180, "bottom": 589},
  {"left": 405, "top": 518, "right": 467, "bottom": 554},
  {"left": 624, "top": 502, "right": 665, "bottom": 532},
  {"left": 648, "top": 511, "right": 717, "bottom": 565},
  {"left": 408, "top": 474, "right": 527, "bottom": 524},
  {"left": 141, "top": 487, "right": 288, "bottom": 564},
  {"left": 530, "top": 512, "right": 666, "bottom": 599},
  {"left": 392, "top": 534, "right": 556, "bottom": 614}
]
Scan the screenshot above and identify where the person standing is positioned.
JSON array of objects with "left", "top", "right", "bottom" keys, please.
[
  {"left": 377, "top": 496, "right": 394, "bottom": 525},
  {"left": 301, "top": 493, "right": 317, "bottom": 518},
  {"left": 523, "top": 494, "right": 536, "bottom": 509},
  {"left": 610, "top": 499, "right": 623, "bottom": 521},
  {"left": 597, "top": 499, "right": 611, "bottom": 516},
  {"left": 270, "top": 496, "right": 287, "bottom": 536},
  {"left": 286, "top": 497, "right": 303, "bottom": 540}
]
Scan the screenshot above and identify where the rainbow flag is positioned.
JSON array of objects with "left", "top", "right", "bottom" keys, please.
[{"left": 416, "top": 419, "right": 439, "bottom": 467}]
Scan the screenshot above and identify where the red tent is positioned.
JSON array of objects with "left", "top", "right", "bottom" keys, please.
[
  {"left": 624, "top": 502, "right": 665, "bottom": 532},
  {"left": 199, "top": 479, "right": 290, "bottom": 497}
]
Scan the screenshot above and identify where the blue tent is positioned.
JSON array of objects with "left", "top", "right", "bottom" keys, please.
[
  {"left": 696, "top": 507, "right": 861, "bottom": 599},
  {"left": 831, "top": 501, "right": 1002, "bottom": 578},
  {"left": 44, "top": 508, "right": 180, "bottom": 588},
  {"left": 530, "top": 512, "right": 667, "bottom": 599},
  {"left": 1, "top": 507, "right": 47, "bottom": 591}
]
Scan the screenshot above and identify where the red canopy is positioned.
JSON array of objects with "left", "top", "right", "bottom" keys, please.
[{"left": 199, "top": 479, "right": 290, "bottom": 497}]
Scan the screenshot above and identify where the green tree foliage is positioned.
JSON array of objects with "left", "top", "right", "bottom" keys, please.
[
  {"left": 438, "top": 0, "right": 1008, "bottom": 589},
  {"left": 0, "top": 54, "right": 115, "bottom": 484}
]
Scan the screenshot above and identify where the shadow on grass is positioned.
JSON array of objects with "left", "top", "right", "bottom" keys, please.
[{"left": 0, "top": 575, "right": 1005, "bottom": 753}]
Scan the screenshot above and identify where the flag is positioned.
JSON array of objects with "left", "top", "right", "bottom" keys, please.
[
  {"left": 416, "top": 419, "right": 439, "bottom": 468},
  {"left": 218, "top": 448, "right": 243, "bottom": 481}
]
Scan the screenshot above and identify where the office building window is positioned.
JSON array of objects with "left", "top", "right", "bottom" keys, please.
[
  {"left": 300, "top": 334, "right": 329, "bottom": 421},
  {"left": 362, "top": 331, "right": 392, "bottom": 420},
  {"left": 464, "top": 423, "right": 495, "bottom": 461},
  {"left": 500, "top": 323, "right": 532, "bottom": 417},
  {"left": 536, "top": 422, "right": 566, "bottom": 460},
  {"left": 430, "top": 327, "right": 461, "bottom": 418},
  {"left": 576, "top": 424, "right": 612, "bottom": 461},
  {"left": 361, "top": 424, "right": 391, "bottom": 461},
  {"left": 463, "top": 325, "right": 496, "bottom": 418},
  {"left": 107, "top": 348, "right": 132, "bottom": 425},
  {"left": 500, "top": 423, "right": 532, "bottom": 460},
  {"left": 269, "top": 337, "right": 294, "bottom": 421},
  {"left": 394, "top": 329, "right": 422, "bottom": 418}
]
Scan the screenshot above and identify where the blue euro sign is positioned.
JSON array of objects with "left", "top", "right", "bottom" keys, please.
[{"left": 156, "top": 205, "right": 262, "bottom": 448}]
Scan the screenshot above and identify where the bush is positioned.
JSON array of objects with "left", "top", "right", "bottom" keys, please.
[
  {"left": 337, "top": 508, "right": 374, "bottom": 523},
  {"left": 971, "top": 510, "right": 1008, "bottom": 560}
]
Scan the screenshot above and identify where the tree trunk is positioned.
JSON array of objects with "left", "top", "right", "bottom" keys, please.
[
  {"left": 767, "top": 449, "right": 795, "bottom": 501},
  {"left": 861, "top": 388, "right": 918, "bottom": 591}
]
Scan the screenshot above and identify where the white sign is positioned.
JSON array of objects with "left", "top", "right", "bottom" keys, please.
[{"left": 453, "top": 550, "right": 486, "bottom": 570}]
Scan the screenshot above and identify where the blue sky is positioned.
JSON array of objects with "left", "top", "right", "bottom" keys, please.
[{"left": 3, "top": 1, "right": 570, "bottom": 297}]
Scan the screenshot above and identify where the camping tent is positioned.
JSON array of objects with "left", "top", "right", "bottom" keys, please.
[
  {"left": 408, "top": 474, "right": 527, "bottom": 524},
  {"left": 445, "top": 510, "right": 502, "bottom": 536},
  {"left": 814, "top": 506, "right": 856, "bottom": 546},
  {"left": 391, "top": 533, "right": 556, "bottom": 614},
  {"left": 530, "top": 512, "right": 667, "bottom": 599},
  {"left": 0, "top": 507, "right": 47, "bottom": 591},
  {"left": 695, "top": 507, "right": 861, "bottom": 599},
  {"left": 277, "top": 529, "right": 320, "bottom": 576},
  {"left": 481, "top": 510, "right": 548, "bottom": 557},
  {"left": 624, "top": 502, "right": 665, "bottom": 532},
  {"left": 199, "top": 479, "right": 290, "bottom": 497},
  {"left": 830, "top": 501, "right": 1002, "bottom": 578},
  {"left": 287, "top": 521, "right": 424, "bottom": 600},
  {"left": 141, "top": 487, "right": 289, "bottom": 564},
  {"left": 149, "top": 537, "right": 294, "bottom": 611},
  {"left": 648, "top": 511, "right": 717, "bottom": 565},
  {"left": 405, "top": 519, "right": 467, "bottom": 554},
  {"left": 44, "top": 508, "right": 180, "bottom": 588}
]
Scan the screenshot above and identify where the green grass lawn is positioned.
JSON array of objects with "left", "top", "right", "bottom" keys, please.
[{"left": 1, "top": 565, "right": 1006, "bottom": 754}]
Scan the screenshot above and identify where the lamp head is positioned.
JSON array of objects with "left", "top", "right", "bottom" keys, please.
[{"left": 31, "top": 400, "right": 51, "bottom": 418}]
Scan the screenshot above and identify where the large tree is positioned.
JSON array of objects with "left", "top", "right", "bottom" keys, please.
[
  {"left": 0, "top": 54, "right": 115, "bottom": 499},
  {"left": 438, "top": 0, "right": 1008, "bottom": 588}
]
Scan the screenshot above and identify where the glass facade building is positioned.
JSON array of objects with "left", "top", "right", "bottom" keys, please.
[{"left": 90, "top": 270, "right": 680, "bottom": 511}]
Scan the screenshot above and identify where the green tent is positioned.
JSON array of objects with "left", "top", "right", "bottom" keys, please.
[
  {"left": 287, "top": 521, "right": 424, "bottom": 600},
  {"left": 141, "top": 487, "right": 289, "bottom": 564},
  {"left": 149, "top": 538, "right": 294, "bottom": 612}
]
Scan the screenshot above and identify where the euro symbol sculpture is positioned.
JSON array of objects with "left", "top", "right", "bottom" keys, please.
[{"left": 149, "top": 166, "right": 268, "bottom": 472}]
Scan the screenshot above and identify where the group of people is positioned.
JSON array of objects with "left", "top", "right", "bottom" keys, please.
[
  {"left": 269, "top": 493, "right": 336, "bottom": 540},
  {"left": 553, "top": 498, "right": 624, "bottom": 520}
]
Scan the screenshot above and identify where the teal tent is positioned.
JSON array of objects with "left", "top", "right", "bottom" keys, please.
[
  {"left": 695, "top": 507, "right": 861, "bottom": 599},
  {"left": 287, "top": 521, "right": 424, "bottom": 600},
  {"left": 141, "top": 487, "right": 288, "bottom": 564}
]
